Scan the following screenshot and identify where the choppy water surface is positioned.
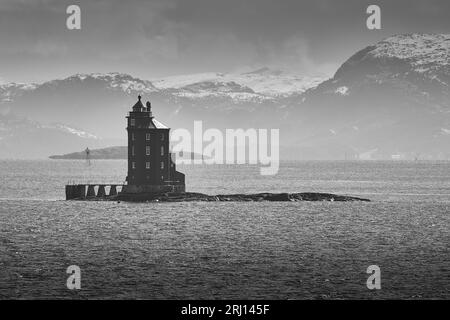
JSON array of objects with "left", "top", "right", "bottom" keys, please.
[{"left": 0, "top": 160, "right": 449, "bottom": 299}]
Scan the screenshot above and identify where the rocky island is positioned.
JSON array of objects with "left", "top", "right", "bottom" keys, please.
[
  {"left": 65, "top": 185, "right": 370, "bottom": 202},
  {"left": 115, "top": 192, "right": 370, "bottom": 202}
]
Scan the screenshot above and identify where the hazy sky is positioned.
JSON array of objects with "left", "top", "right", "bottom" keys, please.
[{"left": 0, "top": 0, "right": 449, "bottom": 83}]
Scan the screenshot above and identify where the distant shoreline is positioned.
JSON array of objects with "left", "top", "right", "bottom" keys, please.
[{"left": 49, "top": 146, "right": 205, "bottom": 160}]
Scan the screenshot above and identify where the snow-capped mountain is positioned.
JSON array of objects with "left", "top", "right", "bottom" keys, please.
[
  {"left": 0, "top": 72, "right": 157, "bottom": 106},
  {"left": 1, "top": 33, "right": 449, "bottom": 159},
  {"left": 59, "top": 72, "right": 158, "bottom": 94},
  {"left": 0, "top": 82, "right": 38, "bottom": 103},
  {"left": 0, "top": 68, "right": 323, "bottom": 107},
  {"left": 289, "top": 33, "right": 450, "bottom": 159},
  {"left": 370, "top": 34, "right": 449, "bottom": 79},
  {"left": 152, "top": 68, "right": 324, "bottom": 100},
  {"left": 0, "top": 68, "right": 322, "bottom": 139},
  {"left": 163, "top": 78, "right": 266, "bottom": 103},
  {"left": 0, "top": 112, "right": 112, "bottom": 158},
  {"left": 328, "top": 33, "right": 450, "bottom": 111},
  {"left": 0, "top": 73, "right": 163, "bottom": 139}
]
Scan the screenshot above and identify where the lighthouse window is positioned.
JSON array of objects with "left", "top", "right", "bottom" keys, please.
[
  {"left": 161, "top": 146, "right": 164, "bottom": 156},
  {"left": 146, "top": 133, "right": 151, "bottom": 141},
  {"left": 130, "top": 119, "right": 135, "bottom": 127},
  {"left": 146, "top": 162, "right": 150, "bottom": 169},
  {"left": 131, "top": 133, "right": 135, "bottom": 141},
  {"left": 132, "top": 145, "right": 135, "bottom": 156},
  {"left": 132, "top": 162, "right": 136, "bottom": 169},
  {"left": 146, "top": 146, "right": 150, "bottom": 155},
  {"left": 160, "top": 162, "right": 164, "bottom": 169}
]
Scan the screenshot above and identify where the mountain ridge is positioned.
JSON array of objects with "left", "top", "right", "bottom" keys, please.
[{"left": 1, "top": 33, "right": 449, "bottom": 159}]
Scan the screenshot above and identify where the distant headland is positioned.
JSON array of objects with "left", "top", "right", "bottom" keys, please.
[
  {"left": 50, "top": 146, "right": 126, "bottom": 159},
  {"left": 50, "top": 146, "right": 205, "bottom": 160}
]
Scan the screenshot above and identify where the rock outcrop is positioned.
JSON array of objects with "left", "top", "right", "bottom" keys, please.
[{"left": 99, "top": 192, "right": 370, "bottom": 202}]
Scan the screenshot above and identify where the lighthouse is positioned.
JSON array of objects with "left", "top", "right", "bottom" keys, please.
[{"left": 121, "top": 95, "right": 185, "bottom": 194}]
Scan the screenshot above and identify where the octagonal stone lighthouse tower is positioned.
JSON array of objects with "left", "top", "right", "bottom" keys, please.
[{"left": 121, "top": 95, "right": 185, "bottom": 195}]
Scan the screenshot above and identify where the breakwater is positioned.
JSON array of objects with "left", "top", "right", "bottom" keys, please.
[{"left": 65, "top": 184, "right": 124, "bottom": 200}]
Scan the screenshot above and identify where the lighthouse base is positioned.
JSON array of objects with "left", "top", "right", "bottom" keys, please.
[{"left": 121, "top": 184, "right": 185, "bottom": 195}]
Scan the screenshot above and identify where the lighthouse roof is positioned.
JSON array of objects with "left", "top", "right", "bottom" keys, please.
[
  {"left": 149, "top": 118, "right": 168, "bottom": 129},
  {"left": 132, "top": 95, "right": 145, "bottom": 111},
  {"left": 129, "top": 95, "right": 169, "bottom": 129}
]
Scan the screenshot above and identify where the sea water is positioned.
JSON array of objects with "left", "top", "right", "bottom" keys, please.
[{"left": 0, "top": 160, "right": 448, "bottom": 299}]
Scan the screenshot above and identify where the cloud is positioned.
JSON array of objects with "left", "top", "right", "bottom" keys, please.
[{"left": 0, "top": 0, "right": 449, "bottom": 82}]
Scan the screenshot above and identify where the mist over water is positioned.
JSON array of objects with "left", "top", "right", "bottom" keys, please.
[{"left": 0, "top": 160, "right": 449, "bottom": 299}]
